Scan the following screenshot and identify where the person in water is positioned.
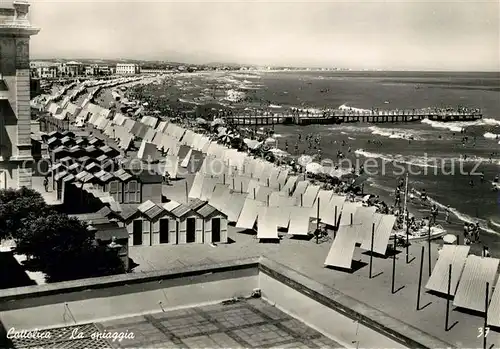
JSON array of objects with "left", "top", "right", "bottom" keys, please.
[{"left": 420, "top": 189, "right": 427, "bottom": 201}]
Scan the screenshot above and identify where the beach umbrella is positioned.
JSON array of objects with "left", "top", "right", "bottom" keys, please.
[
  {"left": 196, "top": 117, "right": 207, "bottom": 125},
  {"left": 268, "top": 148, "right": 288, "bottom": 158},
  {"left": 297, "top": 154, "right": 314, "bottom": 166},
  {"left": 443, "top": 234, "right": 457, "bottom": 244},
  {"left": 244, "top": 138, "right": 261, "bottom": 150},
  {"left": 306, "top": 162, "right": 323, "bottom": 174},
  {"left": 217, "top": 126, "right": 228, "bottom": 135},
  {"left": 211, "top": 118, "right": 225, "bottom": 127},
  {"left": 362, "top": 194, "right": 372, "bottom": 202},
  {"left": 219, "top": 134, "right": 232, "bottom": 143}
]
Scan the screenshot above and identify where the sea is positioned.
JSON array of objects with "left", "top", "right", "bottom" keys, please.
[{"left": 226, "top": 70, "right": 500, "bottom": 255}]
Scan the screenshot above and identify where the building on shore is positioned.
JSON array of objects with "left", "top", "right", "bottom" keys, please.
[
  {"left": 116, "top": 63, "right": 140, "bottom": 75},
  {"left": 0, "top": 0, "right": 40, "bottom": 189}
]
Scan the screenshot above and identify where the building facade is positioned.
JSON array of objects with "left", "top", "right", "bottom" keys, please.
[
  {"left": 116, "top": 63, "right": 140, "bottom": 75},
  {"left": 0, "top": 1, "right": 40, "bottom": 189}
]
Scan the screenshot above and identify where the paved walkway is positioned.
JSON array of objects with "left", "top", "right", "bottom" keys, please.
[
  {"left": 129, "top": 228, "right": 499, "bottom": 348},
  {"left": 9, "top": 299, "right": 340, "bottom": 349}
]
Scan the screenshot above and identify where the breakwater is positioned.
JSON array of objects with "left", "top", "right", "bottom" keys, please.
[{"left": 226, "top": 110, "right": 482, "bottom": 125}]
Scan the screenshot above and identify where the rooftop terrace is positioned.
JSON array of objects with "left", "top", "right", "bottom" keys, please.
[{"left": 8, "top": 299, "right": 340, "bottom": 349}]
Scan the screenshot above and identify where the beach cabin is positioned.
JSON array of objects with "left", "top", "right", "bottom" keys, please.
[
  {"left": 107, "top": 169, "right": 163, "bottom": 204},
  {"left": 106, "top": 204, "right": 143, "bottom": 246},
  {"left": 137, "top": 200, "right": 178, "bottom": 245},
  {"left": 170, "top": 201, "right": 204, "bottom": 244},
  {"left": 196, "top": 204, "right": 228, "bottom": 244}
]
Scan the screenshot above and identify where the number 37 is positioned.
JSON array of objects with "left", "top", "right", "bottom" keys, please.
[{"left": 478, "top": 327, "right": 490, "bottom": 338}]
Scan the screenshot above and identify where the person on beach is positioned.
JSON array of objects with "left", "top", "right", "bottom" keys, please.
[
  {"left": 482, "top": 246, "right": 490, "bottom": 258},
  {"left": 420, "top": 189, "right": 427, "bottom": 201},
  {"left": 445, "top": 205, "right": 451, "bottom": 223},
  {"left": 43, "top": 175, "right": 49, "bottom": 192},
  {"left": 474, "top": 222, "right": 480, "bottom": 242},
  {"left": 430, "top": 205, "right": 438, "bottom": 226}
]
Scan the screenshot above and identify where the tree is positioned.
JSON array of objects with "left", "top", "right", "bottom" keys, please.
[
  {"left": 0, "top": 187, "right": 48, "bottom": 241},
  {"left": 1, "top": 188, "right": 124, "bottom": 283},
  {"left": 16, "top": 212, "right": 124, "bottom": 282}
]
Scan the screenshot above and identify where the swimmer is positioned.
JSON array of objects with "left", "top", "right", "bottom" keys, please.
[{"left": 494, "top": 175, "right": 499, "bottom": 183}]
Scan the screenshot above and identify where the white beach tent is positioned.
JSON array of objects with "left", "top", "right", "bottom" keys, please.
[
  {"left": 256, "top": 206, "right": 279, "bottom": 240},
  {"left": 267, "top": 205, "right": 290, "bottom": 229},
  {"left": 300, "top": 185, "right": 321, "bottom": 208},
  {"left": 281, "top": 175, "right": 298, "bottom": 196},
  {"left": 188, "top": 172, "right": 205, "bottom": 199},
  {"left": 324, "top": 224, "right": 359, "bottom": 270},
  {"left": 200, "top": 176, "right": 219, "bottom": 201},
  {"left": 163, "top": 155, "right": 179, "bottom": 179},
  {"left": 321, "top": 195, "right": 346, "bottom": 227},
  {"left": 339, "top": 202, "right": 363, "bottom": 226},
  {"left": 138, "top": 141, "right": 159, "bottom": 161},
  {"left": 180, "top": 149, "right": 193, "bottom": 168},
  {"left": 310, "top": 190, "right": 334, "bottom": 219},
  {"left": 288, "top": 206, "right": 312, "bottom": 236},
  {"left": 208, "top": 184, "right": 230, "bottom": 212},
  {"left": 221, "top": 192, "right": 247, "bottom": 222},
  {"left": 236, "top": 198, "right": 263, "bottom": 230}
]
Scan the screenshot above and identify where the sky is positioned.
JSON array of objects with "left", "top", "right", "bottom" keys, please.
[{"left": 28, "top": 0, "right": 500, "bottom": 71}]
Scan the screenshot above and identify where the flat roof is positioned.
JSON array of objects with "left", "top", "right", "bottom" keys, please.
[{"left": 7, "top": 299, "right": 341, "bottom": 349}]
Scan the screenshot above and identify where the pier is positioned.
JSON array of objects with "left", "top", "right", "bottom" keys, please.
[{"left": 226, "top": 109, "right": 483, "bottom": 126}]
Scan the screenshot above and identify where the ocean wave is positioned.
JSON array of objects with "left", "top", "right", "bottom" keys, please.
[
  {"left": 421, "top": 119, "right": 465, "bottom": 132},
  {"left": 482, "top": 118, "right": 500, "bottom": 126},
  {"left": 412, "top": 189, "right": 500, "bottom": 236},
  {"left": 354, "top": 149, "right": 437, "bottom": 168},
  {"left": 348, "top": 137, "right": 356, "bottom": 140},
  {"left": 421, "top": 118, "right": 497, "bottom": 132},
  {"left": 231, "top": 73, "right": 261, "bottom": 79},
  {"left": 369, "top": 126, "right": 423, "bottom": 141},
  {"left": 484, "top": 132, "right": 500, "bottom": 140},
  {"left": 490, "top": 219, "right": 500, "bottom": 230},
  {"left": 338, "top": 104, "right": 373, "bottom": 114},
  {"left": 269, "top": 104, "right": 282, "bottom": 109},
  {"left": 365, "top": 178, "right": 395, "bottom": 194}
]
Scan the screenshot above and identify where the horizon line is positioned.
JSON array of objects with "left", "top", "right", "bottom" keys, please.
[{"left": 29, "top": 58, "right": 500, "bottom": 73}]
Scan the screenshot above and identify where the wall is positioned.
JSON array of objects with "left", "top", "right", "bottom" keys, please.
[
  {"left": 0, "top": 259, "right": 259, "bottom": 332},
  {"left": 141, "top": 182, "right": 162, "bottom": 203},
  {"left": 258, "top": 258, "right": 453, "bottom": 349}
]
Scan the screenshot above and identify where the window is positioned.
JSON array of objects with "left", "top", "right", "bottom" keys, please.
[
  {"left": 159, "top": 219, "right": 169, "bottom": 244},
  {"left": 124, "top": 180, "right": 140, "bottom": 203},
  {"left": 109, "top": 180, "right": 122, "bottom": 203}
]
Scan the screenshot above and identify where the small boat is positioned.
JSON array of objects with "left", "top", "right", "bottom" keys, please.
[{"left": 390, "top": 224, "right": 447, "bottom": 242}]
